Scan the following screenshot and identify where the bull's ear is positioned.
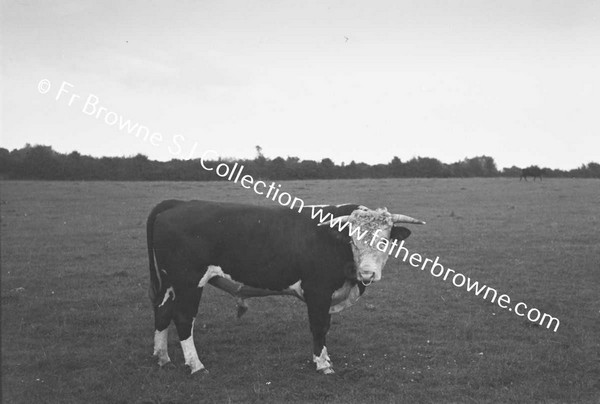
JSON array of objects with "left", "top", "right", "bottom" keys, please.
[{"left": 390, "top": 226, "right": 411, "bottom": 241}]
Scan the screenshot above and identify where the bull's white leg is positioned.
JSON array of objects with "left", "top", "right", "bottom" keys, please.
[
  {"left": 153, "top": 329, "right": 171, "bottom": 366},
  {"left": 313, "top": 346, "right": 334, "bottom": 374},
  {"left": 180, "top": 319, "right": 206, "bottom": 374}
]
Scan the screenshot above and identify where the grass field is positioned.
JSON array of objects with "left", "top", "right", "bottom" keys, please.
[{"left": 1, "top": 178, "right": 599, "bottom": 403}]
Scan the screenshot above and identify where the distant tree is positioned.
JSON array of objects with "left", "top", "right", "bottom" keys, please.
[
  {"left": 130, "top": 154, "right": 152, "bottom": 180},
  {"left": 0, "top": 148, "right": 10, "bottom": 176},
  {"left": 568, "top": 163, "right": 600, "bottom": 178},
  {"left": 468, "top": 156, "right": 497, "bottom": 176},
  {"left": 320, "top": 158, "right": 335, "bottom": 178},
  {"left": 283, "top": 156, "right": 301, "bottom": 179},
  {"left": 253, "top": 145, "right": 267, "bottom": 177},
  {"left": 586, "top": 162, "right": 600, "bottom": 178},
  {"left": 389, "top": 156, "right": 403, "bottom": 177},
  {"left": 269, "top": 157, "right": 287, "bottom": 179},
  {"left": 344, "top": 160, "right": 358, "bottom": 178},
  {"left": 404, "top": 157, "right": 444, "bottom": 177},
  {"left": 419, "top": 157, "right": 445, "bottom": 177},
  {"left": 23, "top": 145, "right": 62, "bottom": 179},
  {"left": 371, "top": 163, "right": 389, "bottom": 178},
  {"left": 320, "top": 158, "right": 334, "bottom": 169},
  {"left": 299, "top": 160, "right": 319, "bottom": 178},
  {"left": 481, "top": 156, "right": 498, "bottom": 176}
]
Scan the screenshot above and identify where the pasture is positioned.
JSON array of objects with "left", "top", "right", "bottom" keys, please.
[{"left": 1, "top": 178, "right": 599, "bottom": 403}]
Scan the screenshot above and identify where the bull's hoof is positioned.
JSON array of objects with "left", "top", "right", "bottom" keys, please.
[
  {"left": 153, "top": 351, "right": 172, "bottom": 367},
  {"left": 157, "top": 358, "right": 172, "bottom": 367},
  {"left": 319, "top": 367, "right": 335, "bottom": 375},
  {"left": 190, "top": 367, "right": 209, "bottom": 376},
  {"left": 158, "top": 361, "right": 176, "bottom": 370}
]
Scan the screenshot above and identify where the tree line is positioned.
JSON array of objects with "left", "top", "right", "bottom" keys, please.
[{"left": 0, "top": 144, "right": 598, "bottom": 181}]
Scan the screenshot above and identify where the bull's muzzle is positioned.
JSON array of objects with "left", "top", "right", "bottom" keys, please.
[{"left": 358, "top": 271, "right": 377, "bottom": 286}]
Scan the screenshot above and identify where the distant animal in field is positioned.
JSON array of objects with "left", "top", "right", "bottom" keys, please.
[
  {"left": 520, "top": 166, "right": 544, "bottom": 181},
  {"left": 146, "top": 200, "right": 424, "bottom": 375}
]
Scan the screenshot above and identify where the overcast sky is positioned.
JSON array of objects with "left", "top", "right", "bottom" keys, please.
[{"left": 2, "top": 0, "right": 599, "bottom": 169}]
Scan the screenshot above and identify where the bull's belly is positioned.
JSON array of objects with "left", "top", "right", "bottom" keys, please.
[{"left": 199, "top": 265, "right": 361, "bottom": 314}]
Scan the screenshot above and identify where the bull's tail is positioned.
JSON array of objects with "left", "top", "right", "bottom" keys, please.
[{"left": 147, "top": 200, "right": 181, "bottom": 305}]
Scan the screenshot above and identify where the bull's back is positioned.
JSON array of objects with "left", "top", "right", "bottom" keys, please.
[{"left": 151, "top": 200, "right": 327, "bottom": 290}]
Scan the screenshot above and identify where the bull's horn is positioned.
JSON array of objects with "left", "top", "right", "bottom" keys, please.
[
  {"left": 317, "top": 215, "right": 350, "bottom": 226},
  {"left": 391, "top": 213, "right": 426, "bottom": 225}
]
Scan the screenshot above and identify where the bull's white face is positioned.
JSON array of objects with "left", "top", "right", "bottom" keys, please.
[{"left": 347, "top": 208, "right": 395, "bottom": 284}]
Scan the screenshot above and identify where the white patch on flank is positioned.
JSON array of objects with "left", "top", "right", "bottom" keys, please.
[
  {"left": 313, "top": 346, "right": 334, "bottom": 374},
  {"left": 198, "top": 265, "right": 233, "bottom": 288},
  {"left": 180, "top": 319, "right": 205, "bottom": 373},
  {"left": 158, "top": 286, "right": 175, "bottom": 307},
  {"left": 284, "top": 280, "right": 304, "bottom": 300},
  {"left": 153, "top": 329, "right": 170, "bottom": 366}
]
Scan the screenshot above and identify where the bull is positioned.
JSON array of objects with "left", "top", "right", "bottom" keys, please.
[
  {"left": 520, "top": 166, "right": 544, "bottom": 181},
  {"left": 146, "top": 201, "right": 424, "bottom": 374}
]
